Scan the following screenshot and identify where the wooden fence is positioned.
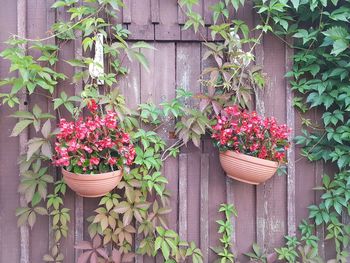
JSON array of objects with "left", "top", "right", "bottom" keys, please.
[{"left": 0, "top": 0, "right": 334, "bottom": 262}]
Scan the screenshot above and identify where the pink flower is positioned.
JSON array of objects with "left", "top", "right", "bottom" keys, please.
[{"left": 90, "top": 156, "right": 100, "bottom": 166}]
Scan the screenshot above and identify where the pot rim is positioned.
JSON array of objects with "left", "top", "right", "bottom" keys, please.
[
  {"left": 220, "top": 150, "right": 279, "bottom": 168},
  {"left": 62, "top": 168, "right": 122, "bottom": 181}
]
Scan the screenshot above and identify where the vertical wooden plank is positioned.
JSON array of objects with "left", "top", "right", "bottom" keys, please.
[
  {"left": 27, "top": 1, "right": 51, "bottom": 261},
  {"left": 17, "top": 0, "right": 30, "bottom": 261},
  {"left": 200, "top": 154, "right": 209, "bottom": 262},
  {"left": 179, "top": 154, "right": 188, "bottom": 241},
  {"left": 315, "top": 160, "right": 325, "bottom": 259},
  {"left": 54, "top": 4, "right": 77, "bottom": 262},
  {"left": 122, "top": 0, "right": 132, "bottom": 24},
  {"left": 203, "top": 0, "right": 216, "bottom": 25},
  {"left": 204, "top": 139, "right": 227, "bottom": 262},
  {"left": 176, "top": 42, "right": 201, "bottom": 245},
  {"left": 259, "top": 32, "right": 288, "bottom": 250},
  {"left": 177, "top": 1, "right": 186, "bottom": 25},
  {"left": 253, "top": 11, "right": 267, "bottom": 250},
  {"left": 151, "top": 0, "right": 160, "bottom": 24},
  {"left": 230, "top": 5, "right": 258, "bottom": 251},
  {"left": 253, "top": 4, "right": 288, "bottom": 249},
  {"left": 176, "top": 43, "right": 201, "bottom": 100},
  {"left": 120, "top": 48, "right": 141, "bottom": 110},
  {"left": 127, "top": 0, "right": 154, "bottom": 40},
  {"left": 141, "top": 43, "right": 176, "bottom": 105},
  {"left": 140, "top": 43, "right": 176, "bottom": 263},
  {"left": 285, "top": 37, "right": 296, "bottom": 237},
  {"left": 74, "top": 1, "right": 84, "bottom": 260},
  {"left": 0, "top": 0, "right": 23, "bottom": 262},
  {"left": 226, "top": 179, "right": 236, "bottom": 244},
  {"left": 155, "top": 0, "right": 180, "bottom": 40},
  {"left": 46, "top": 0, "right": 56, "bottom": 253}
]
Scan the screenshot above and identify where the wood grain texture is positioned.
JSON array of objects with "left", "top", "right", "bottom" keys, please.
[
  {"left": 55, "top": 4, "right": 76, "bottom": 262},
  {"left": 0, "top": 1, "right": 23, "bottom": 262},
  {"left": 179, "top": 154, "right": 188, "bottom": 240},
  {"left": 315, "top": 160, "right": 325, "bottom": 259},
  {"left": 122, "top": 0, "right": 132, "bottom": 23},
  {"left": 200, "top": 153, "right": 209, "bottom": 262},
  {"left": 151, "top": 0, "right": 160, "bottom": 23},
  {"left": 155, "top": 0, "right": 180, "bottom": 40},
  {"left": 27, "top": 1, "right": 51, "bottom": 261},
  {"left": 0, "top": 1, "right": 340, "bottom": 262},
  {"left": 285, "top": 36, "right": 296, "bottom": 237},
  {"left": 253, "top": 11, "right": 267, "bottom": 251},
  {"left": 46, "top": 0, "right": 56, "bottom": 253},
  {"left": 17, "top": 0, "right": 30, "bottom": 261},
  {"left": 74, "top": 1, "right": 84, "bottom": 259}
]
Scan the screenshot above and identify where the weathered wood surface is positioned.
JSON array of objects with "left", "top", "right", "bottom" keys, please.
[{"left": 0, "top": 0, "right": 334, "bottom": 262}]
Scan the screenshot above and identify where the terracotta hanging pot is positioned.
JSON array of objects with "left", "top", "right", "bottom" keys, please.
[
  {"left": 62, "top": 168, "right": 123, "bottom": 197},
  {"left": 219, "top": 150, "right": 278, "bottom": 185}
]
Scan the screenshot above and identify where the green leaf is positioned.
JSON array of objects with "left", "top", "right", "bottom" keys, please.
[
  {"left": 290, "top": 0, "right": 300, "bottom": 10},
  {"left": 332, "top": 39, "right": 348, "bottom": 56},
  {"left": 133, "top": 52, "right": 149, "bottom": 71},
  {"left": 11, "top": 120, "right": 33, "bottom": 137}
]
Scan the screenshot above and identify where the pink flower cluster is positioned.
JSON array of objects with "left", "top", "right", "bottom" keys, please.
[
  {"left": 212, "top": 106, "right": 290, "bottom": 162},
  {"left": 53, "top": 107, "right": 135, "bottom": 174}
]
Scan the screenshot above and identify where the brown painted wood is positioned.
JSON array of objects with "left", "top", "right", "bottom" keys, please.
[
  {"left": 179, "top": 154, "right": 188, "bottom": 240},
  {"left": 203, "top": 0, "right": 216, "bottom": 25},
  {"left": 151, "top": 0, "right": 160, "bottom": 24},
  {"left": 200, "top": 153, "right": 210, "bottom": 262},
  {"left": 74, "top": 1, "right": 84, "bottom": 260},
  {"left": 27, "top": 1, "right": 52, "bottom": 261},
  {"left": 155, "top": 0, "right": 180, "bottom": 40},
  {"left": 55, "top": 4, "right": 77, "bottom": 262},
  {"left": 122, "top": 0, "right": 132, "bottom": 24},
  {"left": 0, "top": 1, "right": 342, "bottom": 262},
  {"left": 0, "top": 1, "right": 22, "bottom": 262},
  {"left": 16, "top": 0, "right": 30, "bottom": 262},
  {"left": 285, "top": 36, "right": 296, "bottom": 237},
  {"left": 261, "top": 32, "right": 288, "bottom": 250}
]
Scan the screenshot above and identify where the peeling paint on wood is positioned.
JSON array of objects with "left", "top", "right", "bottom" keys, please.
[{"left": 286, "top": 36, "right": 296, "bottom": 237}]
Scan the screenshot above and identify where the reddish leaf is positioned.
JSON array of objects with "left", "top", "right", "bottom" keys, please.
[
  {"left": 90, "top": 252, "right": 98, "bottom": 263},
  {"left": 77, "top": 251, "right": 92, "bottom": 263},
  {"left": 111, "top": 249, "right": 121, "bottom": 263},
  {"left": 96, "top": 248, "right": 109, "bottom": 259},
  {"left": 199, "top": 99, "right": 210, "bottom": 112},
  {"left": 212, "top": 101, "right": 222, "bottom": 115},
  {"left": 92, "top": 235, "right": 102, "bottom": 249},
  {"left": 122, "top": 252, "right": 135, "bottom": 262},
  {"left": 123, "top": 209, "right": 133, "bottom": 226}
]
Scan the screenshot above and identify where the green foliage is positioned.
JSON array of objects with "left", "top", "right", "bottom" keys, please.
[
  {"left": 212, "top": 203, "right": 237, "bottom": 263},
  {"left": 255, "top": 0, "right": 350, "bottom": 261}
]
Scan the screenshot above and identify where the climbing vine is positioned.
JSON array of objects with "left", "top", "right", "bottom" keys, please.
[
  {"left": 251, "top": 0, "right": 350, "bottom": 261},
  {"left": 0, "top": 0, "right": 325, "bottom": 262}
]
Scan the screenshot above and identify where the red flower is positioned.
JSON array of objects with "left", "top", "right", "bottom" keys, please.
[
  {"left": 211, "top": 107, "right": 290, "bottom": 162},
  {"left": 53, "top": 109, "right": 135, "bottom": 174},
  {"left": 87, "top": 99, "right": 98, "bottom": 112},
  {"left": 90, "top": 156, "right": 100, "bottom": 166},
  {"left": 108, "top": 157, "right": 117, "bottom": 165}
]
